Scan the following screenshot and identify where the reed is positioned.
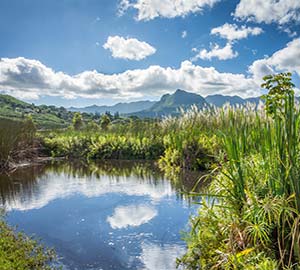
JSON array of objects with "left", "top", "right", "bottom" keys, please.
[
  {"left": 178, "top": 73, "right": 300, "bottom": 269},
  {"left": 0, "top": 117, "right": 36, "bottom": 170}
]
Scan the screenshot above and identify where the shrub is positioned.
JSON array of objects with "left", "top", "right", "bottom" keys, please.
[{"left": 0, "top": 218, "right": 57, "bottom": 270}]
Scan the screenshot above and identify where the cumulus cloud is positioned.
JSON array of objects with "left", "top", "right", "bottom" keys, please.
[
  {"left": 234, "top": 0, "right": 300, "bottom": 25},
  {"left": 211, "top": 23, "right": 263, "bottom": 41},
  {"left": 107, "top": 204, "right": 157, "bottom": 229},
  {"left": 193, "top": 43, "right": 238, "bottom": 61},
  {"left": 103, "top": 36, "right": 156, "bottom": 60},
  {"left": 249, "top": 38, "right": 300, "bottom": 81},
  {"left": 0, "top": 57, "right": 262, "bottom": 100},
  {"left": 118, "top": 0, "right": 220, "bottom": 21}
]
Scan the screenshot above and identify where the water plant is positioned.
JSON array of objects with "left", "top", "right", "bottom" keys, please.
[{"left": 178, "top": 73, "right": 300, "bottom": 269}]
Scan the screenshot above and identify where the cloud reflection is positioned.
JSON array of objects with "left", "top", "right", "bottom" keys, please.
[
  {"left": 140, "top": 242, "right": 186, "bottom": 270},
  {"left": 2, "top": 173, "right": 173, "bottom": 212},
  {"left": 107, "top": 204, "right": 157, "bottom": 229}
]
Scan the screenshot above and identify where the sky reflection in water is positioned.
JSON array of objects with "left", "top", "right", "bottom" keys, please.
[{"left": 0, "top": 161, "right": 199, "bottom": 270}]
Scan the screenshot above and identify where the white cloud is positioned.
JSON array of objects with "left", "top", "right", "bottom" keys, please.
[
  {"left": 140, "top": 242, "right": 186, "bottom": 270},
  {"left": 249, "top": 38, "right": 300, "bottom": 81},
  {"left": 0, "top": 57, "right": 262, "bottom": 100},
  {"left": 193, "top": 43, "right": 238, "bottom": 61},
  {"left": 279, "top": 25, "right": 298, "bottom": 38},
  {"left": 107, "top": 204, "right": 157, "bottom": 229},
  {"left": 118, "top": 0, "right": 132, "bottom": 16},
  {"left": 181, "top": 30, "right": 187, "bottom": 39},
  {"left": 103, "top": 36, "right": 156, "bottom": 60},
  {"left": 234, "top": 0, "right": 300, "bottom": 25},
  {"left": 118, "top": 0, "right": 220, "bottom": 21},
  {"left": 211, "top": 23, "right": 263, "bottom": 41}
]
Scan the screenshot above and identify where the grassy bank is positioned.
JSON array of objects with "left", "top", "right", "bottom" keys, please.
[
  {"left": 177, "top": 73, "right": 300, "bottom": 269},
  {"left": 41, "top": 117, "right": 219, "bottom": 172}
]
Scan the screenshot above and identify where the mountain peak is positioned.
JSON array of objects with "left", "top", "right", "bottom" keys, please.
[
  {"left": 146, "top": 89, "right": 208, "bottom": 116},
  {"left": 174, "top": 89, "right": 188, "bottom": 94}
]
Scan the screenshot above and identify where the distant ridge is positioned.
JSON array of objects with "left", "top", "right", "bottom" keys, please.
[
  {"left": 69, "top": 100, "right": 156, "bottom": 114},
  {"left": 205, "top": 94, "right": 261, "bottom": 107},
  {"left": 205, "top": 94, "right": 245, "bottom": 107},
  {"left": 68, "top": 89, "right": 262, "bottom": 118},
  {"left": 0, "top": 90, "right": 263, "bottom": 127}
]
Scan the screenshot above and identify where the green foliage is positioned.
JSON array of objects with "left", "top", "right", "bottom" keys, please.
[
  {"left": 100, "top": 114, "right": 111, "bottom": 130},
  {"left": 262, "top": 72, "right": 295, "bottom": 117},
  {"left": 178, "top": 73, "right": 300, "bottom": 269},
  {"left": 0, "top": 218, "right": 57, "bottom": 270},
  {"left": 72, "top": 112, "right": 83, "bottom": 130},
  {"left": 43, "top": 130, "right": 164, "bottom": 160},
  {"left": 159, "top": 134, "right": 218, "bottom": 172},
  {"left": 39, "top": 73, "right": 300, "bottom": 269},
  {"left": 0, "top": 94, "right": 71, "bottom": 129},
  {"left": 0, "top": 118, "right": 37, "bottom": 170},
  {"left": 85, "top": 120, "right": 99, "bottom": 131},
  {"left": 0, "top": 93, "right": 99, "bottom": 129},
  {"left": 7, "top": 73, "right": 300, "bottom": 269}
]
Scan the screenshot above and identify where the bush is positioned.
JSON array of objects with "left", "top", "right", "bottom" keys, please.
[{"left": 0, "top": 218, "right": 57, "bottom": 270}]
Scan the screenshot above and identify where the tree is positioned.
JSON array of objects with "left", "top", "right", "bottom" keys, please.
[
  {"left": 72, "top": 112, "right": 83, "bottom": 130},
  {"left": 86, "top": 120, "right": 99, "bottom": 131},
  {"left": 100, "top": 114, "right": 111, "bottom": 130},
  {"left": 261, "top": 72, "right": 295, "bottom": 118}
]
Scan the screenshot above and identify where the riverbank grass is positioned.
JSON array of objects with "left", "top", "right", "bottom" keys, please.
[{"left": 178, "top": 73, "right": 300, "bottom": 269}]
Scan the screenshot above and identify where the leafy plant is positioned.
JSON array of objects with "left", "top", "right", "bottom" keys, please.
[{"left": 0, "top": 218, "right": 58, "bottom": 270}]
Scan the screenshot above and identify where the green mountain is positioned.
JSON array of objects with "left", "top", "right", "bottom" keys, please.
[
  {"left": 0, "top": 94, "right": 74, "bottom": 129},
  {"left": 0, "top": 91, "right": 264, "bottom": 128},
  {"left": 69, "top": 100, "right": 156, "bottom": 114},
  {"left": 132, "top": 89, "right": 209, "bottom": 117}
]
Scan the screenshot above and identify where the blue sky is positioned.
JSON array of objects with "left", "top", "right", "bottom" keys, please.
[{"left": 0, "top": 0, "right": 299, "bottom": 107}]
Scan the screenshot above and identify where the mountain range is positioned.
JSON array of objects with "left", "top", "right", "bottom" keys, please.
[
  {"left": 205, "top": 94, "right": 260, "bottom": 107},
  {"left": 69, "top": 100, "right": 156, "bottom": 115},
  {"left": 0, "top": 90, "right": 262, "bottom": 128},
  {"left": 70, "top": 89, "right": 261, "bottom": 117}
]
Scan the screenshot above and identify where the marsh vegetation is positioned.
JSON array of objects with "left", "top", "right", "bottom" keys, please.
[{"left": 1, "top": 73, "right": 300, "bottom": 269}]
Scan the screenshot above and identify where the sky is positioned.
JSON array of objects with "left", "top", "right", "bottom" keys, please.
[{"left": 0, "top": 0, "right": 300, "bottom": 107}]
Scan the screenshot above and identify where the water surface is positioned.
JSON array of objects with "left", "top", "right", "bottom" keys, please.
[{"left": 0, "top": 161, "right": 199, "bottom": 270}]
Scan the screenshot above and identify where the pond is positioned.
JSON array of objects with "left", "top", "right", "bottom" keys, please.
[{"left": 0, "top": 161, "right": 200, "bottom": 270}]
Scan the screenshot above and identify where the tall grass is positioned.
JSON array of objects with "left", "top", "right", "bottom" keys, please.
[
  {"left": 178, "top": 73, "right": 300, "bottom": 269},
  {"left": 42, "top": 117, "right": 218, "bottom": 172},
  {"left": 0, "top": 118, "right": 36, "bottom": 170}
]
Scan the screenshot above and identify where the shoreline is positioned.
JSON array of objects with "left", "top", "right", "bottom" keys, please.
[{"left": 0, "top": 156, "right": 65, "bottom": 174}]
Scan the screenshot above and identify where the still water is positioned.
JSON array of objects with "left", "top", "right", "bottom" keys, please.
[{"left": 0, "top": 161, "right": 199, "bottom": 270}]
